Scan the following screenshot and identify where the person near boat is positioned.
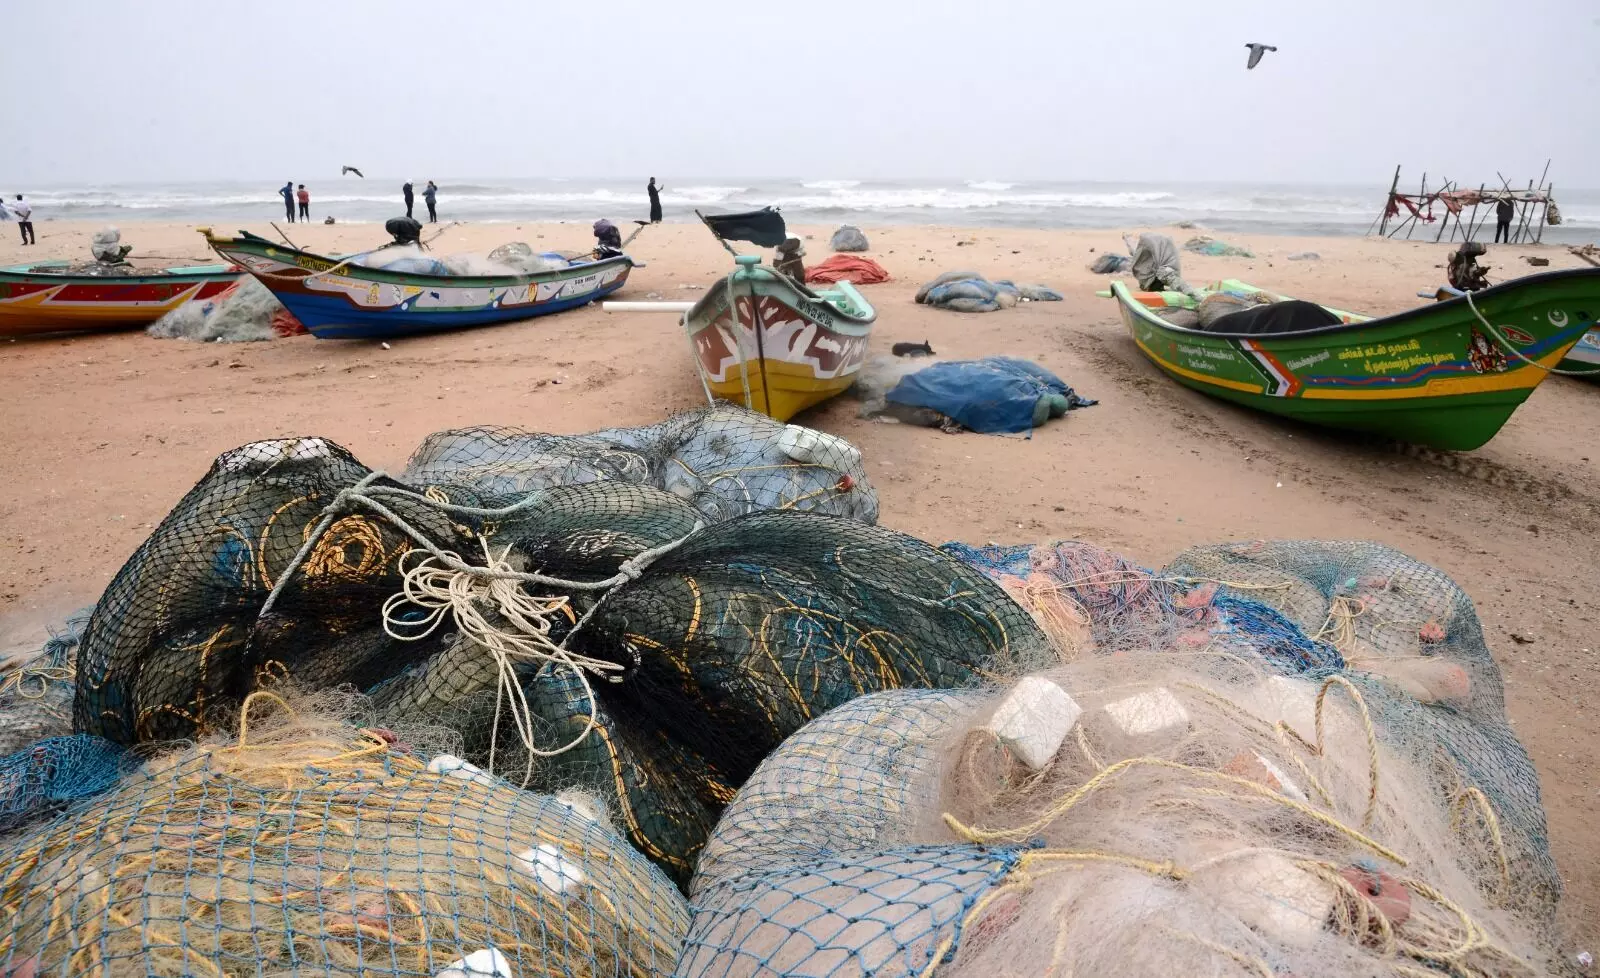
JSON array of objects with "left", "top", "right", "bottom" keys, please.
[
  {"left": 296, "top": 185, "right": 310, "bottom": 221},
  {"left": 593, "top": 218, "right": 623, "bottom": 257},
  {"left": 12, "top": 195, "right": 34, "bottom": 245},
  {"left": 647, "top": 178, "right": 663, "bottom": 223},
  {"left": 1494, "top": 196, "right": 1515, "bottom": 243},
  {"left": 774, "top": 236, "right": 806, "bottom": 282},
  {"left": 402, "top": 181, "right": 415, "bottom": 219},
  {"left": 279, "top": 182, "right": 295, "bottom": 223},
  {"left": 423, "top": 181, "right": 438, "bottom": 223}
]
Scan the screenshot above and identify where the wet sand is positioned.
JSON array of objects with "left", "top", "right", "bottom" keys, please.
[{"left": 1, "top": 219, "right": 1596, "bottom": 949}]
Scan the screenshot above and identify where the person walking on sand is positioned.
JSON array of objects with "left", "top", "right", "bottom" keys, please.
[
  {"left": 423, "top": 180, "right": 438, "bottom": 223},
  {"left": 647, "top": 177, "right": 663, "bottom": 223},
  {"left": 296, "top": 184, "right": 310, "bottom": 222},
  {"left": 1494, "top": 195, "right": 1515, "bottom": 243},
  {"left": 12, "top": 195, "right": 35, "bottom": 244},
  {"left": 279, "top": 181, "right": 296, "bottom": 223},
  {"left": 402, "top": 181, "right": 415, "bottom": 219}
]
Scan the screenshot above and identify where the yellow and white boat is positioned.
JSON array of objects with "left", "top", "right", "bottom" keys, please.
[{"left": 684, "top": 254, "right": 875, "bottom": 421}]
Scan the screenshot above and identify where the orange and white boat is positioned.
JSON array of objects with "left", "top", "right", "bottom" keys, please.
[{"left": 0, "top": 260, "right": 243, "bottom": 336}]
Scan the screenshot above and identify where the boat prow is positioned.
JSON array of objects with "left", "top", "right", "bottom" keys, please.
[
  {"left": 202, "top": 229, "right": 633, "bottom": 340},
  {"left": 684, "top": 255, "right": 876, "bottom": 422},
  {"left": 1109, "top": 269, "right": 1600, "bottom": 450}
]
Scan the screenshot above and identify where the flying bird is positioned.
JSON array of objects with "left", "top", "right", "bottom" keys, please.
[
  {"left": 341, "top": 166, "right": 365, "bottom": 178},
  {"left": 1244, "top": 43, "right": 1277, "bottom": 69}
]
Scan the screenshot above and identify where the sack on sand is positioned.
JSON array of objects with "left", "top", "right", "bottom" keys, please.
[
  {"left": 1129, "top": 233, "right": 1190, "bottom": 293},
  {"left": 830, "top": 225, "right": 869, "bottom": 252},
  {"left": 1090, "top": 253, "right": 1133, "bottom": 274}
]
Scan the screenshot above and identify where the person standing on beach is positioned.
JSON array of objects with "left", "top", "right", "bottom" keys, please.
[
  {"left": 402, "top": 181, "right": 415, "bottom": 219},
  {"left": 12, "top": 195, "right": 34, "bottom": 245},
  {"left": 296, "top": 184, "right": 310, "bottom": 221},
  {"left": 1494, "top": 196, "right": 1515, "bottom": 243},
  {"left": 280, "top": 181, "right": 296, "bottom": 223},
  {"left": 423, "top": 181, "right": 438, "bottom": 223},
  {"left": 647, "top": 178, "right": 663, "bottom": 223}
]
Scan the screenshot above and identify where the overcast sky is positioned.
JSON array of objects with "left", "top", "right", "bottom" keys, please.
[{"left": 2, "top": 0, "right": 1594, "bottom": 188}]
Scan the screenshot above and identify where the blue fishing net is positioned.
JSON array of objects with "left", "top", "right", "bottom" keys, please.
[{"left": 0, "top": 733, "right": 128, "bottom": 834}]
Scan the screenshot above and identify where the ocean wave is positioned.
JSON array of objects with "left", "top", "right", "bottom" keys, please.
[
  {"left": 966, "top": 180, "right": 1016, "bottom": 191},
  {"left": 800, "top": 179, "right": 862, "bottom": 191},
  {"left": 768, "top": 188, "right": 1178, "bottom": 211}
]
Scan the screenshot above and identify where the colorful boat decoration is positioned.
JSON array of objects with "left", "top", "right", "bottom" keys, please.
[
  {"left": 201, "top": 229, "right": 632, "bottom": 340},
  {"left": 1109, "top": 270, "right": 1600, "bottom": 450},
  {"left": 1557, "top": 327, "right": 1600, "bottom": 376},
  {"left": 0, "top": 261, "right": 242, "bottom": 337},
  {"left": 684, "top": 255, "right": 876, "bottom": 422}
]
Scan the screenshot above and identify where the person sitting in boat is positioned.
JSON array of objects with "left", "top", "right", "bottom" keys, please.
[
  {"left": 593, "top": 219, "right": 623, "bottom": 257},
  {"left": 774, "top": 236, "right": 806, "bottom": 282}
]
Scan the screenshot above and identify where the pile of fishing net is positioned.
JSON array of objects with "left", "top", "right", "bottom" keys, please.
[
  {"left": 1185, "top": 235, "right": 1256, "bottom": 258},
  {"left": 681, "top": 645, "right": 1560, "bottom": 978},
  {"left": 404, "top": 403, "right": 878, "bottom": 523},
  {"left": 0, "top": 690, "right": 689, "bottom": 978},
  {"left": 349, "top": 243, "right": 574, "bottom": 277},
  {"left": 0, "top": 612, "right": 87, "bottom": 755},
  {"left": 830, "top": 225, "right": 870, "bottom": 252},
  {"left": 914, "top": 272, "right": 1063, "bottom": 313},
  {"left": 147, "top": 277, "right": 303, "bottom": 342},
  {"left": 1090, "top": 252, "right": 1133, "bottom": 273}
]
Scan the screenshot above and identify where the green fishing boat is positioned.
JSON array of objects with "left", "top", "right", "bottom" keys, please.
[{"left": 1108, "top": 269, "right": 1600, "bottom": 450}]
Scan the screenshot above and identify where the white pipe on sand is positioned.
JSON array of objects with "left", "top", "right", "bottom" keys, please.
[{"left": 603, "top": 301, "right": 695, "bottom": 313}]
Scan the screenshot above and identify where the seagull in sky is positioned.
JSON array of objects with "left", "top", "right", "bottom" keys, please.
[{"left": 1245, "top": 43, "right": 1277, "bottom": 69}]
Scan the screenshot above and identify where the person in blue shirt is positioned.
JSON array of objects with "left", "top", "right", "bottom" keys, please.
[
  {"left": 279, "top": 181, "right": 295, "bottom": 223},
  {"left": 423, "top": 181, "right": 438, "bottom": 223}
]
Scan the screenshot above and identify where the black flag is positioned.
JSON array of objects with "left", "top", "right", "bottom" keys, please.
[{"left": 699, "top": 207, "right": 788, "bottom": 248}]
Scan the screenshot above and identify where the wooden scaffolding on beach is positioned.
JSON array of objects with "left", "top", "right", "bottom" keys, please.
[{"left": 1370, "top": 163, "right": 1560, "bottom": 244}]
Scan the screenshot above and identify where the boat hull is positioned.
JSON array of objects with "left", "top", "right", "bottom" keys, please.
[
  {"left": 1557, "top": 327, "right": 1600, "bottom": 379},
  {"left": 684, "top": 267, "right": 875, "bottom": 422},
  {"left": 204, "top": 232, "right": 631, "bottom": 340},
  {"left": 0, "top": 266, "right": 242, "bottom": 336},
  {"left": 1111, "top": 270, "right": 1600, "bottom": 450}
]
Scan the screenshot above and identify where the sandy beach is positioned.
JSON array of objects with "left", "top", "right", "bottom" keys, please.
[{"left": 2, "top": 219, "right": 1597, "bottom": 945}]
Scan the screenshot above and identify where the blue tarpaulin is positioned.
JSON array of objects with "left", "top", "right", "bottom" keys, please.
[{"left": 885, "top": 357, "right": 1096, "bottom": 434}]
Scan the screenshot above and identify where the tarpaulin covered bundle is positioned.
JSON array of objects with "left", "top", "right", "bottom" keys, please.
[
  {"left": 804, "top": 255, "right": 890, "bottom": 285},
  {"left": 1203, "top": 299, "right": 1342, "bottom": 335},
  {"left": 1090, "top": 253, "right": 1133, "bottom": 274},
  {"left": 0, "top": 610, "right": 88, "bottom": 755},
  {"left": 885, "top": 357, "right": 1096, "bottom": 434},
  {"left": 72, "top": 437, "right": 480, "bottom": 745},
  {"left": 1185, "top": 235, "right": 1255, "bottom": 258},
  {"left": 679, "top": 650, "right": 1562, "bottom": 978},
  {"left": 1130, "top": 232, "right": 1190, "bottom": 293},
  {"left": 405, "top": 404, "right": 879, "bottom": 523},
  {"left": 913, "top": 273, "right": 1062, "bottom": 313},
  {"left": 829, "top": 225, "right": 869, "bottom": 252},
  {"left": 1164, "top": 539, "right": 1559, "bottom": 913},
  {"left": 0, "top": 694, "right": 690, "bottom": 978},
  {"left": 914, "top": 271, "right": 1006, "bottom": 313}
]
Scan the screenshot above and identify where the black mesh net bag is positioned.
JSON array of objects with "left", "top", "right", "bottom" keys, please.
[
  {"left": 563, "top": 510, "right": 1051, "bottom": 804},
  {"left": 73, "top": 437, "right": 479, "bottom": 745}
]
